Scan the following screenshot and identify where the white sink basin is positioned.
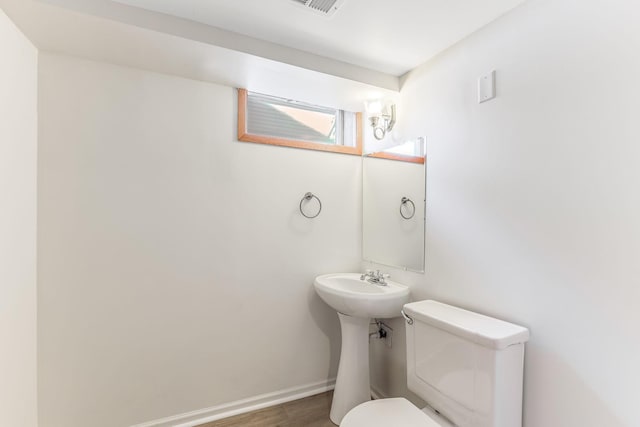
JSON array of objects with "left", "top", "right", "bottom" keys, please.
[{"left": 314, "top": 273, "right": 410, "bottom": 318}]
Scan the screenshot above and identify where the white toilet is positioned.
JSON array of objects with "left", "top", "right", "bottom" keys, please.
[{"left": 341, "top": 300, "right": 530, "bottom": 427}]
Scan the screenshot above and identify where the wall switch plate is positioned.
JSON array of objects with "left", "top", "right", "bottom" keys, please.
[{"left": 478, "top": 70, "right": 496, "bottom": 103}]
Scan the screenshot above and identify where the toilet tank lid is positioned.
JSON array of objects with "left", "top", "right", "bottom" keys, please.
[{"left": 403, "top": 300, "right": 530, "bottom": 350}]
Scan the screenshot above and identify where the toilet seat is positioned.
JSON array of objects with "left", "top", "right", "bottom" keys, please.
[{"left": 340, "top": 398, "right": 443, "bottom": 427}]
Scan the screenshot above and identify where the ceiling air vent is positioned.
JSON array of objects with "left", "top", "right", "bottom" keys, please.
[{"left": 291, "top": 0, "right": 346, "bottom": 17}]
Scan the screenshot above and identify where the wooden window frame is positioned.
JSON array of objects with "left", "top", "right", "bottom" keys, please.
[
  {"left": 237, "top": 88, "right": 363, "bottom": 156},
  {"left": 366, "top": 152, "right": 425, "bottom": 164}
]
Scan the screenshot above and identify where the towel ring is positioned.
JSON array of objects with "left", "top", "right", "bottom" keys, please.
[
  {"left": 300, "top": 192, "right": 322, "bottom": 218},
  {"left": 400, "top": 197, "right": 415, "bottom": 220}
]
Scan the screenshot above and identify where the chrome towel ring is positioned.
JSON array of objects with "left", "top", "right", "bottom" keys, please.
[
  {"left": 400, "top": 197, "right": 416, "bottom": 220},
  {"left": 300, "top": 192, "right": 322, "bottom": 218}
]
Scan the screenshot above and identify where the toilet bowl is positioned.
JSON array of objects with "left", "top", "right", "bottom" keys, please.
[
  {"left": 341, "top": 397, "right": 453, "bottom": 427},
  {"left": 340, "top": 300, "right": 529, "bottom": 427}
]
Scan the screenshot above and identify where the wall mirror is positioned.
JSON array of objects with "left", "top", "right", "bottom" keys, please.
[{"left": 362, "top": 137, "right": 426, "bottom": 272}]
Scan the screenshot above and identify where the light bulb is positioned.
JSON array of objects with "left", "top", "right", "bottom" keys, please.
[{"left": 365, "top": 100, "right": 383, "bottom": 115}]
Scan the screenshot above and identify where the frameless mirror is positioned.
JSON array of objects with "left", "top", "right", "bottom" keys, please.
[{"left": 362, "top": 137, "right": 426, "bottom": 272}]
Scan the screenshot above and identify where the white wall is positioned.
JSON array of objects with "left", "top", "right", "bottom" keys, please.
[
  {"left": 369, "top": 0, "right": 640, "bottom": 426},
  {"left": 0, "top": 7, "right": 38, "bottom": 427},
  {"left": 37, "top": 53, "right": 361, "bottom": 427}
]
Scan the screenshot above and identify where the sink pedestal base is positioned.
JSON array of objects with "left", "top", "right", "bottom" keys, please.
[{"left": 330, "top": 313, "right": 371, "bottom": 425}]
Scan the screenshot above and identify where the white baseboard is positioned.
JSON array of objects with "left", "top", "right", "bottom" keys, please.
[{"left": 130, "top": 378, "right": 336, "bottom": 427}]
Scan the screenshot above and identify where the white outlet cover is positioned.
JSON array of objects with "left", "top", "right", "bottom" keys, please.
[{"left": 478, "top": 70, "right": 496, "bottom": 103}]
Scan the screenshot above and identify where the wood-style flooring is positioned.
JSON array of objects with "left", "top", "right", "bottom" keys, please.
[{"left": 197, "top": 391, "right": 336, "bottom": 427}]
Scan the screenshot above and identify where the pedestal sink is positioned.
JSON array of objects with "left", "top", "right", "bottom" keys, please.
[{"left": 313, "top": 273, "right": 410, "bottom": 425}]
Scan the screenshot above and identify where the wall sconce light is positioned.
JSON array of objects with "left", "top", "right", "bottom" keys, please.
[{"left": 365, "top": 100, "right": 396, "bottom": 140}]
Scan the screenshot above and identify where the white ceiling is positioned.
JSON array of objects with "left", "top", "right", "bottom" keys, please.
[
  {"left": 0, "top": 0, "right": 402, "bottom": 111},
  {"left": 111, "top": 0, "right": 526, "bottom": 76},
  {"left": 0, "top": 0, "right": 524, "bottom": 110}
]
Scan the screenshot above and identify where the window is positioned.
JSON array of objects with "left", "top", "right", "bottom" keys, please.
[
  {"left": 238, "top": 89, "right": 362, "bottom": 155},
  {"left": 366, "top": 137, "right": 425, "bottom": 164}
]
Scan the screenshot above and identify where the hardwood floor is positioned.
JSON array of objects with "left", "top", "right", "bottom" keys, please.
[{"left": 197, "top": 391, "right": 336, "bottom": 427}]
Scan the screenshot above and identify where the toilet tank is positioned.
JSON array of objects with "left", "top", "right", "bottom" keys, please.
[{"left": 403, "top": 301, "right": 529, "bottom": 427}]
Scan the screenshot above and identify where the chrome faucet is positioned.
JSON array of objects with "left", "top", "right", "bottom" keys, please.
[{"left": 360, "top": 269, "right": 390, "bottom": 286}]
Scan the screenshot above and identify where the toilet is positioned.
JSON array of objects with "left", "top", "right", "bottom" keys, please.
[{"left": 341, "top": 300, "right": 530, "bottom": 427}]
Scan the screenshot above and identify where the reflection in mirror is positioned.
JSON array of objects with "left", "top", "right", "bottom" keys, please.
[{"left": 362, "top": 137, "right": 426, "bottom": 272}]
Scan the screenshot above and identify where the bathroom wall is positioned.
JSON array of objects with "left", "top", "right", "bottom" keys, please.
[
  {"left": 37, "top": 53, "right": 361, "bottom": 427},
  {"left": 369, "top": 0, "right": 640, "bottom": 425},
  {"left": 0, "top": 7, "right": 38, "bottom": 427}
]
